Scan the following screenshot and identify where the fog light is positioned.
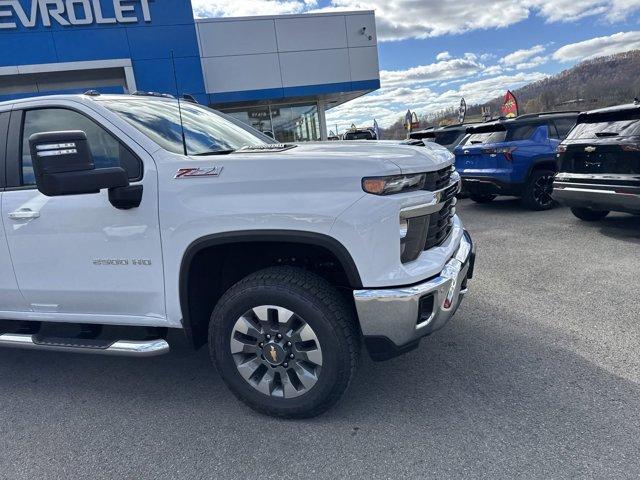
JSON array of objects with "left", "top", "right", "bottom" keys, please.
[{"left": 399, "top": 218, "right": 408, "bottom": 238}]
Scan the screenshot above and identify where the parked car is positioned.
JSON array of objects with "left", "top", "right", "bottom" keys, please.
[
  {"left": 553, "top": 103, "right": 640, "bottom": 220},
  {"left": 343, "top": 127, "right": 377, "bottom": 140},
  {"left": 454, "top": 112, "right": 578, "bottom": 210},
  {"left": 0, "top": 93, "right": 474, "bottom": 418},
  {"left": 411, "top": 123, "right": 474, "bottom": 152}
]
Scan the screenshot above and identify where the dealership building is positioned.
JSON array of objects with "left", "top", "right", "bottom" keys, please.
[{"left": 0, "top": 0, "right": 380, "bottom": 141}]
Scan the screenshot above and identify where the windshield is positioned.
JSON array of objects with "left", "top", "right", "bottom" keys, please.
[{"left": 100, "top": 98, "right": 273, "bottom": 155}]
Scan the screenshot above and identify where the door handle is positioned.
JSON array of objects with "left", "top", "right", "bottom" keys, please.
[{"left": 8, "top": 208, "right": 40, "bottom": 220}]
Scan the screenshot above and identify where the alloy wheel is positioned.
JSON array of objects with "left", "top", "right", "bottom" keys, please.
[
  {"left": 229, "top": 305, "right": 323, "bottom": 398},
  {"left": 533, "top": 174, "right": 555, "bottom": 208}
]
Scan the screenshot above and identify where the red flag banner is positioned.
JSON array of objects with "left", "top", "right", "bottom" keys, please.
[{"left": 501, "top": 90, "right": 518, "bottom": 118}]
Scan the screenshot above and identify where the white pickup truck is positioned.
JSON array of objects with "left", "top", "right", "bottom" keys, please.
[{"left": 0, "top": 93, "right": 474, "bottom": 417}]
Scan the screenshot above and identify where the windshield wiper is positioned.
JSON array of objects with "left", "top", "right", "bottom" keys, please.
[
  {"left": 191, "top": 149, "right": 236, "bottom": 156},
  {"left": 594, "top": 132, "right": 619, "bottom": 137}
]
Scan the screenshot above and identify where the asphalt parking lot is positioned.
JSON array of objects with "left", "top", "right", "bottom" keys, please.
[{"left": 1, "top": 198, "right": 639, "bottom": 479}]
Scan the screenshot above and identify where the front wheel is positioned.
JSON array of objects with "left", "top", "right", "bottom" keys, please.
[
  {"left": 209, "top": 267, "right": 359, "bottom": 418},
  {"left": 522, "top": 169, "right": 557, "bottom": 210},
  {"left": 571, "top": 207, "right": 610, "bottom": 221}
]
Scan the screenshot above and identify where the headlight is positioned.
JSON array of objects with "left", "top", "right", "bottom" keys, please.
[{"left": 362, "top": 173, "right": 426, "bottom": 195}]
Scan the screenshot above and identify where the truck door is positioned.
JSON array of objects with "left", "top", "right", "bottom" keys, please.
[
  {"left": 0, "top": 110, "right": 30, "bottom": 314},
  {"left": 1, "top": 104, "right": 165, "bottom": 324}
]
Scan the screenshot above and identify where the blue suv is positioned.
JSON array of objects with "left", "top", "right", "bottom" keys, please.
[{"left": 454, "top": 112, "right": 578, "bottom": 210}]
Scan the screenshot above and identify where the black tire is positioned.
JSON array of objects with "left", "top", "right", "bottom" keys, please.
[
  {"left": 469, "top": 194, "right": 496, "bottom": 203},
  {"left": 570, "top": 207, "right": 610, "bottom": 221},
  {"left": 522, "top": 169, "right": 557, "bottom": 210},
  {"left": 209, "top": 266, "right": 360, "bottom": 418}
]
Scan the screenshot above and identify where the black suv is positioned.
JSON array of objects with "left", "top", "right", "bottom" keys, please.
[
  {"left": 553, "top": 103, "right": 640, "bottom": 220},
  {"left": 410, "top": 124, "right": 472, "bottom": 152}
]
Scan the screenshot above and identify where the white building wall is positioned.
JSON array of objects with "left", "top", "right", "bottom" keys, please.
[{"left": 195, "top": 11, "right": 379, "bottom": 96}]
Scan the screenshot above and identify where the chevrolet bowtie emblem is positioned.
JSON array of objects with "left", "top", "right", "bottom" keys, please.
[
  {"left": 584, "top": 146, "right": 596, "bottom": 153},
  {"left": 268, "top": 345, "right": 278, "bottom": 362}
]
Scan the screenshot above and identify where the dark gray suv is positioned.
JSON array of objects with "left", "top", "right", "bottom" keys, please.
[{"left": 553, "top": 103, "right": 640, "bottom": 220}]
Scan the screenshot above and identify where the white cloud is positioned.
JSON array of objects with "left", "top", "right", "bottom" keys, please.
[
  {"left": 380, "top": 55, "right": 485, "bottom": 88},
  {"left": 436, "top": 51, "right": 452, "bottom": 61},
  {"left": 553, "top": 31, "right": 640, "bottom": 62},
  {"left": 527, "top": 0, "right": 640, "bottom": 22},
  {"left": 515, "top": 56, "right": 548, "bottom": 70},
  {"left": 482, "top": 65, "right": 503, "bottom": 76},
  {"left": 498, "top": 45, "right": 550, "bottom": 70},
  {"left": 191, "top": 0, "right": 316, "bottom": 18},
  {"left": 500, "top": 45, "right": 546, "bottom": 65}
]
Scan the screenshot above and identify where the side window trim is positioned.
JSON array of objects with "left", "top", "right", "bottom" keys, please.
[
  {"left": 6, "top": 110, "right": 23, "bottom": 189},
  {"left": 0, "top": 111, "right": 9, "bottom": 189},
  {"left": 13, "top": 106, "right": 144, "bottom": 189}
]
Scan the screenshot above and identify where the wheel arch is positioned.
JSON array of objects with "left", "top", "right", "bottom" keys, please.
[
  {"left": 526, "top": 156, "right": 559, "bottom": 180},
  {"left": 178, "top": 230, "right": 363, "bottom": 348}
]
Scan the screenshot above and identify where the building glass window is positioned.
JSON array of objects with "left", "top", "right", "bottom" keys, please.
[
  {"left": 222, "top": 103, "right": 320, "bottom": 143},
  {"left": 225, "top": 106, "right": 274, "bottom": 138}
]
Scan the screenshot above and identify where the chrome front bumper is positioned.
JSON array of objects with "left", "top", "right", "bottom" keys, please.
[{"left": 353, "top": 231, "right": 474, "bottom": 360}]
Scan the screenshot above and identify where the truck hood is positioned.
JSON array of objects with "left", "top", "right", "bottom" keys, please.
[{"left": 235, "top": 140, "right": 454, "bottom": 175}]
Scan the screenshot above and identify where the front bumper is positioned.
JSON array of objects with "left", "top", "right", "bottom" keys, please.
[
  {"left": 353, "top": 231, "right": 475, "bottom": 361},
  {"left": 553, "top": 175, "right": 640, "bottom": 214}
]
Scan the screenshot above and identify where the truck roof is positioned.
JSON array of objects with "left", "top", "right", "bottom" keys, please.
[{"left": 0, "top": 92, "right": 177, "bottom": 109}]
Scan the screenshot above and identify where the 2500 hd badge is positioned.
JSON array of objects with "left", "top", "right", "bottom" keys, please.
[{"left": 92, "top": 258, "right": 152, "bottom": 266}]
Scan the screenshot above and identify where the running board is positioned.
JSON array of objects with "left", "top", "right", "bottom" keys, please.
[{"left": 0, "top": 333, "right": 169, "bottom": 357}]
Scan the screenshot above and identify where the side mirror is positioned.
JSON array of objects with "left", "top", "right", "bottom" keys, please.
[{"left": 29, "top": 131, "right": 128, "bottom": 196}]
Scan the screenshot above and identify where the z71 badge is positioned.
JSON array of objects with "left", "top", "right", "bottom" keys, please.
[{"left": 174, "top": 166, "right": 223, "bottom": 178}]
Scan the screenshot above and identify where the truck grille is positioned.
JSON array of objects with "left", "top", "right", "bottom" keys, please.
[
  {"left": 424, "top": 183, "right": 457, "bottom": 250},
  {"left": 423, "top": 165, "right": 454, "bottom": 191},
  {"left": 400, "top": 169, "right": 458, "bottom": 264}
]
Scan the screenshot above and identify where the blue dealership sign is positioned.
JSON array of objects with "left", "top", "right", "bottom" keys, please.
[{"left": 0, "top": 0, "right": 207, "bottom": 102}]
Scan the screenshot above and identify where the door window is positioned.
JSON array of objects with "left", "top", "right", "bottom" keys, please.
[{"left": 20, "top": 108, "right": 141, "bottom": 186}]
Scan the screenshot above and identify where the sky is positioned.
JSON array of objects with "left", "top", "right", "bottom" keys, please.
[{"left": 191, "top": 0, "right": 640, "bottom": 131}]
